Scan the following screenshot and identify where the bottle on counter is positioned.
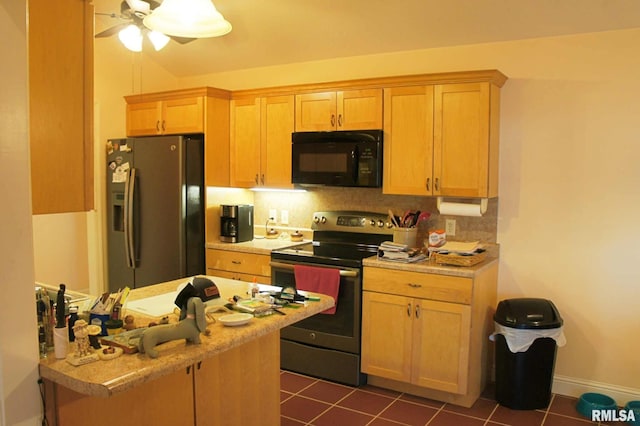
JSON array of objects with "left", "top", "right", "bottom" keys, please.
[
  {"left": 249, "top": 277, "right": 259, "bottom": 299},
  {"left": 68, "top": 306, "right": 79, "bottom": 342}
]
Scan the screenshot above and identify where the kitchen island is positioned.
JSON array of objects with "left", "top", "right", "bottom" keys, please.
[{"left": 39, "top": 276, "right": 334, "bottom": 426}]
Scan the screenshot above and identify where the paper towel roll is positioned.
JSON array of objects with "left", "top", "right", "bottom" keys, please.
[
  {"left": 53, "top": 326, "right": 69, "bottom": 359},
  {"left": 438, "top": 201, "right": 484, "bottom": 217}
]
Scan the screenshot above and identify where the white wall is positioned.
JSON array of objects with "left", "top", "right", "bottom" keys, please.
[
  {"left": 1, "top": 1, "right": 42, "bottom": 424},
  {"left": 178, "top": 29, "right": 640, "bottom": 399}
]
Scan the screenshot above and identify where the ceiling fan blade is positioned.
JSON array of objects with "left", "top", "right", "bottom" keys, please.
[
  {"left": 95, "top": 23, "right": 129, "bottom": 38},
  {"left": 170, "top": 36, "right": 197, "bottom": 45}
]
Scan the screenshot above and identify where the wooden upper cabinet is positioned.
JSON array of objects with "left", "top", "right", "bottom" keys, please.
[
  {"left": 230, "top": 95, "right": 294, "bottom": 188},
  {"left": 126, "top": 96, "right": 204, "bottom": 136},
  {"left": 384, "top": 81, "right": 501, "bottom": 198},
  {"left": 434, "top": 82, "right": 499, "bottom": 198},
  {"left": 230, "top": 98, "right": 261, "bottom": 187},
  {"left": 383, "top": 86, "right": 434, "bottom": 196},
  {"left": 295, "top": 89, "right": 382, "bottom": 131},
  {"left": 28, "top": 0, "right": 94, "bottom": 214},
  {"left": 261, "top": 96, "right": 295, "bottom": 188}
]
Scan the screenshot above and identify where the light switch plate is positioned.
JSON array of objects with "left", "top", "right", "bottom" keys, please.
[{"left": 280, "top": 210, "right": 289, "bottom": 225}]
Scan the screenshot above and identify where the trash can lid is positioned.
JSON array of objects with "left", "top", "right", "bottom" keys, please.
[{"left": 494, "top": 298, "right": 563, "bottom": 329}]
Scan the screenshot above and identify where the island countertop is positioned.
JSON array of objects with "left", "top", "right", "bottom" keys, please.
[{"left": 38, "top": 276, "right": 334, "bottom": 398}]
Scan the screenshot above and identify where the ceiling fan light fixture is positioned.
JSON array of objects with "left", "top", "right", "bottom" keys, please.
[
  {"left": 143, "top": 0, "right": 232, "bottom": 39},
  {"left": 147, "top": 30, "right": 170, "bottom": 51},
  {"left": 118, "top": 24, "right": 143, "bottom": 52}
]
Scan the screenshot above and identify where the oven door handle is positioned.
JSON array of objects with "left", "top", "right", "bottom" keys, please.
[{"left": 270, "top": 261, "right": 359, "bottom": 278}]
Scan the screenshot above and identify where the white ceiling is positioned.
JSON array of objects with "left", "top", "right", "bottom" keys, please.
[{"left": 93, "top": 0, "right": 640, "bottom": 78}]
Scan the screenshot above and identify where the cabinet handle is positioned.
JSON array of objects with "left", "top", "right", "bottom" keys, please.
[
  {"left": 255, "top": 174, "right": 259, "bottom": 185},
  {"left": 408, "top": 283, "right": 422, "bottom": 288},
  {"left": 156, "top": 120, "right": 160, "bottom": 132},
  {"left": 186, "top": 365, "right": 191, "bottom": 375},
  {"left": 231, "top": 260, "right": 242, "bottom": 265},
  {"left": 161, "top": 120, "right": 166, "bottom": 132},
  {"left": 407, "top": 303, "right": 412, "bottom": 317},
  {"left": 260, "top": 174, "right": 265, "bottom": 185},
  {"left": 415, "top": 304, "right": 420, "bottom": 319},
  {"left": 426, "top": 178, "right": 430, "bottom": 191},
  {"left": 331, "top": 114, "right": 336, "bottom": 127},
  {"left": 197, "top": 361, "right": 202, "bottom": 370},
  {"left": 337, "top": 114, "right": 343, "bottom": 127},
  {"left": 435, "top": 177, "right": 439, "bottom": 191}
]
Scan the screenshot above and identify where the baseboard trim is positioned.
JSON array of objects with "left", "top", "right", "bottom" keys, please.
[{"left": 553, "top": 375, "right": 640, "bottom": 406}]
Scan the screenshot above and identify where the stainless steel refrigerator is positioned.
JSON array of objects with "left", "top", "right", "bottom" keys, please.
[{"left": 106, "top": 135, "right": 205, "bottom": 292}]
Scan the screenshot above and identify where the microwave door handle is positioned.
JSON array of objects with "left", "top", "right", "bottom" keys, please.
[{"left": 351, "top": 145, "right": 359, "bottom": 184}]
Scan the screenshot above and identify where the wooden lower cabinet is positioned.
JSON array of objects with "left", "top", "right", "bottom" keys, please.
[
  {"left": 44, "top": 332, "right": 280, "bottom": 426},
  {"left": 361, "top": 263, "right": 497, "bottom": 407},
  {"left": 47, "top": 365, "right": 195, "bottom": 426},
  {"left": 206, "top": 249, "right": 271, "bottom": 282},
  {"left": 362, "top": 292, "right": 470, "bottom": 394},
  {"left": 193, "top": 332, "right": 280, "bottom": 425}
]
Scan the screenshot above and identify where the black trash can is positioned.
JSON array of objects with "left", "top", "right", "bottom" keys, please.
[{"left": 493, "top": 298, "right": 563, "bottom": 410}]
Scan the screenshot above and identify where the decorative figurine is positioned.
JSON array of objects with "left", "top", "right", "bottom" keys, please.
[
  {"left": 123, "top": 314, "right": 136, "bottom": 331},
  {"left": 72, "top": 319, "right": 91, "bottom": 357},
  {"left": 138, "top": 296, "right": 209, "bottom": 358}
]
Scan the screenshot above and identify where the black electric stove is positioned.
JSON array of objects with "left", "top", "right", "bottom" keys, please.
[
  {"left": 271, "top": 211, "right": 395, "bottom": 267},
  {"left": 271, "top": 211, "right": 394, "bottom": 386}
]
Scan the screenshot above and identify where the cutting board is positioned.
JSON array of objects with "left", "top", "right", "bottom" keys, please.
[{"left": 125, "top": 292, "right": 178, "bottom": 317}]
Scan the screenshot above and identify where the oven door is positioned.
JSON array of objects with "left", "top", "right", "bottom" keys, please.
[{"left": 270, "top": 260, "right": 361, "bottom": 354}]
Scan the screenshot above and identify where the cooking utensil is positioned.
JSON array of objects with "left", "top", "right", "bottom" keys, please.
[{"left": 388, "top": 209, "right": 400, "bottom": 227}]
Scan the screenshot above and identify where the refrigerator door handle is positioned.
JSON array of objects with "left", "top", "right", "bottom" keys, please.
[{"left": 124, "top": 168, "right": 137, "bottom": 268}]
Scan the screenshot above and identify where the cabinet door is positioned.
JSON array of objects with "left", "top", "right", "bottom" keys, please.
[
  {"left": 261, "top": 95, "right": 295, "bottom": 188},
  {"left": 382, "top": 86, "right": 434, "bottom": 195},
  {"left": 337, "top": 89, "right": 383, "bottom": 130},
  {"left": 434, "top": 83, "right": 491, "bottom": 197},
  {"left": 193, "top": 332, "right": 281, "bottom": 425},
  {"left": 52, "top": 367, "right": 195, "bottom": 426},
  {"left": 162, "top": 96, "right": 204, "bottom": 135},
  {"left": 29, "top": 0, "right": 93, "bottom": 214},
  {"left": 412, "top": 299, "right": 471, "bottom": 394},
  {"left": 230, "top": 98, "right": 261, "bottom": 187},
  {"left": 295, "top": 92, "right": 337, "bottom": 131},
  {"left": 127, "top": 101, "right": 163, "bottom": 136},
  {"left": 361, "top": 291, "right": 413, "bottom": 382}
]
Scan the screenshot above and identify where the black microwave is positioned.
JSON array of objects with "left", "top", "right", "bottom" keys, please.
[{"left": 291, "top": 130, "right": 383, "bottom": 187}]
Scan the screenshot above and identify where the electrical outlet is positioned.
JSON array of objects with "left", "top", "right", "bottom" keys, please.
[
  {"left": 445, "top": 219, "right": 456, "bottom": 236},
  {"left": 280, "top": 210, "right": 289, "bottom": 225},
  {"left": 268, "top": 209, "right": 277, "bottom": 224}
]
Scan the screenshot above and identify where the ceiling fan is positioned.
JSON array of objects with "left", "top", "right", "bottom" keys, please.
[{"left": 95, "top": 0, "right": 194, "bottom": 51}]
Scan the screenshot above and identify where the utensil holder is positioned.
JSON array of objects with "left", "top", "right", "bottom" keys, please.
[
  {"left": 53, "top": 326, "right": 68, "bottom": 359},
  {"left": 393, "top": 228, "right": 417, "bottom": 248}
]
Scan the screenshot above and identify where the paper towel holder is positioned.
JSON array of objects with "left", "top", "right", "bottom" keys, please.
[{"left": 437, "top": 197, "right": 488, "bottom": 215}]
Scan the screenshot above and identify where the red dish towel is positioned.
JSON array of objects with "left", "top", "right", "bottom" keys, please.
[{"left": 294, "top": 265, "right": 340, "bottom": 314}]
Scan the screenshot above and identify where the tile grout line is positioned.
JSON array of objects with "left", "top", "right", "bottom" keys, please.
[{"left": 365, "top": 390, "right": 406, "bottom": 426}]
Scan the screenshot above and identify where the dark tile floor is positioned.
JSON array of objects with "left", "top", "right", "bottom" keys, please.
[{"left": 280, "top": 371, "right": 609, "bottom": 426}]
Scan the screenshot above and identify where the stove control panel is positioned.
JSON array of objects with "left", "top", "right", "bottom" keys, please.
[{"left": 311, "top": 211, "right": 394, "bottom": 234}]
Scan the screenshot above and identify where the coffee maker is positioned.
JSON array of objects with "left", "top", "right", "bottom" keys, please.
[{"left": 220, "top": 204, "right": 254, "bottom": 243}]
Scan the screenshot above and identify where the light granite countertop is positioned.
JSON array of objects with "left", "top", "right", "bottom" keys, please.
[
  {"left": 363, "top": 255, "right": 499, "bottom": 278},
  {"left": 38, "top": 276, "right": 333, "bottom": 398},
  {"left": 206, "top": 238, "right": 309, "bottom": 255}
]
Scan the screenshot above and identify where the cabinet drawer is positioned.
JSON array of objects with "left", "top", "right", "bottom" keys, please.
[
  {"left": 363, "top": 267, "right": 472, "bottom": 304},
  {"left": 206, "top": 249, "right": 271, "bottom": 277},
  {"left": 207, "top": 268, "right": 270, "bottom": 283}
]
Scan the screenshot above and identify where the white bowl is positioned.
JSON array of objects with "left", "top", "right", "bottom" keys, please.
[{"left": 218, "top": 313, "right": 253, "bottom": 327}]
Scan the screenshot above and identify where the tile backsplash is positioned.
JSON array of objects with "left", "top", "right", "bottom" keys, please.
[{"left": 207, "top": 186, "right": 498, "bottom": 247}]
